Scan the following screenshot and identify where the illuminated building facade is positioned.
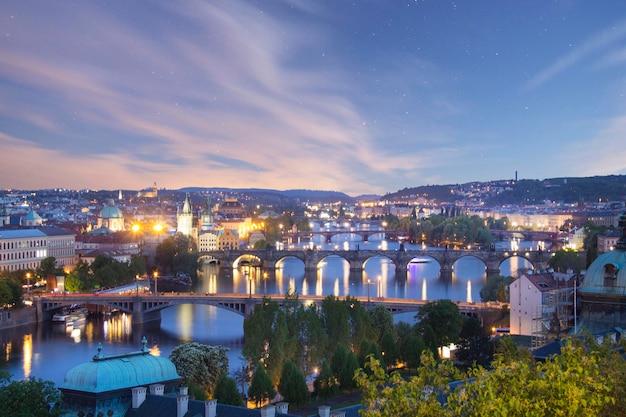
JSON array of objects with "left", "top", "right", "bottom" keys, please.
[{"left": 0, "top": 226, "right": 75, "bottom": 272}]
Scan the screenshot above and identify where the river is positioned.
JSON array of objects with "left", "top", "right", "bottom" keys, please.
[{"left": 2, "top": 237, "right": 540, "bottom": 387}]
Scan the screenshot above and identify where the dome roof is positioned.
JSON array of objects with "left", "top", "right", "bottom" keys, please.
[
  {"left": 60, "top": 343, "right": 180, "bottom": 393},
  {"left": 100, "top": 199, "right": 123, "bottom": 219},
  {"left": 580, "top": 249, "right": 626, "bottom": 296},
  {"left": 23, "top": 209, "right": 42, "bottom": 221}
]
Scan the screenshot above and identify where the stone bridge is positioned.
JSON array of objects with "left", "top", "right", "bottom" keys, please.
[
  {"left": 35, "top": 293, "right": 496, "bottom": 324},
  {"left": 198, "top": 248, "right": 555, "bottom": 278}
]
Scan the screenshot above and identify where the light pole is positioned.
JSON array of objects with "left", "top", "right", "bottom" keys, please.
[
  {"left": 153, "top": 271, "right": 158, "bottom": 295},
  {"left": 377, "top": 276, "right": 382, "bottom": 299},
  {"left": 135, "top": 274, "right": 139, "bottom": 297},
  {"left": 263, "top": 272, "right": 268, "bottom": 295},
  {"left": 367, "top": 279, "right": 371, "bottom": 303},
  {"left": 247, "top": 272, "right": 252, "bottom": 299},
  {"left": 26, "top": 272, "right": 31, "bottom": 297}
]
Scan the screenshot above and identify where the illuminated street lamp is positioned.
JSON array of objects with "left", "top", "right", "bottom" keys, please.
[
  {"left": 263, "top": 272, "right": 268, "bottom": 295},
  {"left": 153, "top": 270, "right": 158, "bottom": 295},
  {"left": 377, "top": 276, "right": 382, "bottom": 299},
  {"left": 367, "top": 278, "right": 371, "bottom": 303},
  {"left": 26, "top": 272, "right": 31, "bottom": 296},
  {"left": 135, "top": 274, "right": 139, "bottom": 297}
]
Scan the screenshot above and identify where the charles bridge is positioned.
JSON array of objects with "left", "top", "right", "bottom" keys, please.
[{"left": 198, "top": 247, "right": 554, "bottom": 279}]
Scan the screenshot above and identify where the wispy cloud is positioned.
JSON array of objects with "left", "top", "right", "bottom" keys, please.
[{"left": 525, "top": 18, "right": 626, "bottom": 90}]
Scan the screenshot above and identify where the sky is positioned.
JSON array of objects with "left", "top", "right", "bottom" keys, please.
[{"left": 2, "top": 1, "right": 626, "bottom": 196}]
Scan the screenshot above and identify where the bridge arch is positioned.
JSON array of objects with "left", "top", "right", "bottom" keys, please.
[{"left": 198, "top": 254, "right": 220, "bottom": 264}]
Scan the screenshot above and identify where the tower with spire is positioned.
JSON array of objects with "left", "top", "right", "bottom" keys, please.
[
  {"left": 176, "top": 193, "right": 194, "bottom": 237},
  {"left": 199, "top": 195, "right": 214, "bottom": 231}
]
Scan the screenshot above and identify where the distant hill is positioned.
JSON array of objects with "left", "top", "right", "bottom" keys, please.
[
  {"left": 178, "top": 187, "right": 355, "bottom": 205},
  {"left": 384, "top": 175, "right": 626, "bottom": 205}
]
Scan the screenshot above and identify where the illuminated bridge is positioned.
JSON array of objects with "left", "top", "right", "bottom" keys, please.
[
  {"left": 34, "top": 293, "right": 498, "bottom": 324},
  {"left": 198, "top": 248, "right": 555, "bottom": 278}
]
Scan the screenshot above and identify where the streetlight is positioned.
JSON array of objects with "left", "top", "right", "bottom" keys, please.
[
  {"left": 367, "top": 278, "right": 371, "bottom": 303},
  {"left": 153, "top": 270, "right": 158, "bottom": 295},
  {"left": 263, "top": 272, "right": 268, "bottom": 295},
  {"left": 135, "top": 274, "right": 139, "bottom": 296},
  {"left": 26, "top": 272, "right": 31, "bottom": 296},
  {"left": 246, "top": 272, "right": 252, "bottom": 299},
  {"left": 377, "top": 276, "right": 382, "bottom": 299}
]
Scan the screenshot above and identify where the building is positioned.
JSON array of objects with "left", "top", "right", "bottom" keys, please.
[
  {"left": 21, "top": 208, "right": 43, "bottom": 227},
  {"left": 578, "top": 212, "right": 626, "bottom": 332},
  {"left": 176, "top": 193, "right": 195, "bottom": 238},
  {"left": 198, "top": 231, "right": 218, "bottom": 252},
  {"left": 137, "top": 182, "right": 159, "bottom": 199},
  {"left": 597, "top": 230, "right": 620, "bottom": 254},
  {"left": 0, "top": 226, "right": 75, "bottom": 272},
  {"left": 97, "top": 199, "right": 125, "bottom": 233},
  {"left": 572, "top": 210, "right": 620, "bottom": 228},
  {"left": 198, "top": 196, "right": 215, "bottom": 231},
  {"left": 216, "top": 229, "right": 239, "bottom": 250},
  {"left": 217, "top": 198, "right": 246, "bottom": 218},
  {"left": 59, "top": 338, "right": 181, "bottom": 416},
  {"left": 509, "top": 271, "right": 575, "bottom": 343}
]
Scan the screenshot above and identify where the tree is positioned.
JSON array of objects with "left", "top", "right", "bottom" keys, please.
[
  {"left": 0, "top": 377, "right": 63, "bottom": 417},
  {"left": 64, "top": 271, "right": 83, "bottom": 293},
  {"left": 214, "top": 374, "right": 244, "bottom": 407},
  {"left": 330, "top": 344, "right": 358, "bottom": 391},
  {"left": 454, "top": 316, "right": 493, "bottom": 368},
  {"left": 37, "top": 256, "right": 58, "bottom": 279},
  {"left": 243, "top": 297, "right": 288, "bottom": 385},
  {"left": 320, "top": 296, "right": 351, "bottom": 356},
  {"left": 402, "top": 335, "right": 426, "bottom": 372},
  {"left": 0, "top": 280, "right": 13, "bottom": 307},
  {"left": 548, "top": 249, "right": 586, "bottom": 273},
  {"left": 169, "top": 342, "right": 229, "bottom": 397},
  {"left": 448, "top": 339, "right": 613, "bottom": 416},
  {"left": 479, "top": 275, "right": 513, "bottom": 302},
  {"left": 313, "top": 360, "right": 338, "bottom": 402},
  {"left": 277, "top": 360, "right": 308, "bottom": 408},
  {"left": 248, "top": 362, "right": 275, "bottom": 408},
  {"left": 380, "top": 329, "right": 400, "bottom": 369},
  {"left": 415, "top": 300, "right": 463, "bottom": 350},
  {"left": 355, "top": 352, "right": 459, "bottom": 417},
  {"left": 369, "top": 305, "right": 395, "bottom": 343}
]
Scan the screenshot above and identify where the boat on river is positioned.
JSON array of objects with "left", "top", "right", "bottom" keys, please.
[{"left": 52, "top": 307, "right": 87, "bottom": 327}]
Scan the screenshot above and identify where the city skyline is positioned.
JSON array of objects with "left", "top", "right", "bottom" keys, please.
[{"left": 2, "top": 1, "right": 626, "bottom": 196}]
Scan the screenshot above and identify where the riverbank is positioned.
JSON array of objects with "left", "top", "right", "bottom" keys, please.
[{"left": 0, "top": 306, "right": 37, "bottom": 330}]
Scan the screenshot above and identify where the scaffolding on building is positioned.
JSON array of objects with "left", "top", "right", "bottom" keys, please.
[{"left": 531, "top": 283, "right": 576, "bottom": 349}]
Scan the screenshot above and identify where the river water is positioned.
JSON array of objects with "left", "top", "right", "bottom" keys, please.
[{"left": 2, "top": 236, "right": 540, "bottom": 387}]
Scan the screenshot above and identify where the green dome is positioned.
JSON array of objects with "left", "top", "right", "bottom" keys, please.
[
  {"left": 100, "top": 199, "right": 123, "bottom": 219},
  {"left": 60, "top": 348, "right": 180, "bottom": 393},
  {"left": 579, "top": 249, "right": 626, "bottom": 296}
]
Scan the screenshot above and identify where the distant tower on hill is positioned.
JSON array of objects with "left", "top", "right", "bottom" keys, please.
[{"left": 515, "top": 170, "right": 518, "bottom": 182}]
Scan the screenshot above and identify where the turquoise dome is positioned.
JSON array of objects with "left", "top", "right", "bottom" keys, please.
[
  {"left": 580, "top": 248, "right": 626, "bottom": 296},
  {"left": 100, "top": 203, "right": 123, "bottom": 219},
  {"left": 60, "top": 349, "right": 180, "bottom": 393}
]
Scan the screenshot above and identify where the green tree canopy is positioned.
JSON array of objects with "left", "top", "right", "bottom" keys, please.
[
  {"left": 214, "top": 375, "right": 244, "bottom": 407},
  {"left": 243, "top": 297, "right": 288, "bottom": 385},
  {"left": 248, "top": 362, "right": 276, "bottom": 408},
  {"left": 416, "top": 300, "right": 463, "bottom": 349},
  {"left": 169, "top": 342, "right": 229, "bottom": 397},
  {"left": 313, "top": 360, "right": 338, "bottom": 403},
  {"left": 0, "top": 377, "right": 63, "bottom": 417},
  {"left": 277, "top": 359, "right": 309, "bottom": 409},
  {"left": 479, "top": 275, "right": 513, "bottom": 302}
]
